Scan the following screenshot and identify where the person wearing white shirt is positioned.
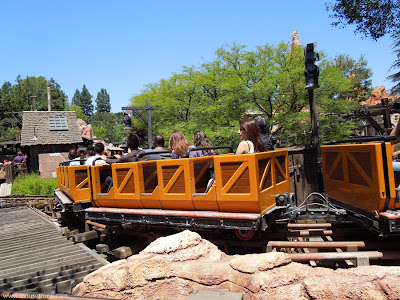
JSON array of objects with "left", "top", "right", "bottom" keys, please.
[{"left": 85, "top": 143, "right": 107, "bottom": 165}]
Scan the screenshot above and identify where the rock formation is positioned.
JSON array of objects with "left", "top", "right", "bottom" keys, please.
[
  {"left": 77, "top": 119, "right": 95, "bottom": 139},
  {"left": 291, "top": 29, "right": 301, "bottom": 50},
  {"left": 360, "top": 85, "right": 398, "bottom": 106},
  {"left": 73, "top": 230, "right": 400, "bottom": 300}
]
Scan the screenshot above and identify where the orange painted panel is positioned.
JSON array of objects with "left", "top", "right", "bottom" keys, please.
[
  {"left": 157, "top": 158, "right": 194, "bottom": 210},
  {"left": 214, "top": 150, "right": 290, "bottom": 213},
  {"left": 112, "top": 162, "right": 143, "bottom": 209},
  {"left": 56, "top": 167, "right": 61, "bottom": 188},
  {"left": 66, "top": 165, "right": 92, "bottom": 203},
  {"left": 137, "top": 161, "right": 163, "bottom": 209},
  {"left": 91, "top": 165, "right": 117, "bottom": 207},
  {"left": 189, "top": 156, "right": 220, "bottom": 211},
  {"left": 321, "top": 143, "right": 396, "bottom": 213}
]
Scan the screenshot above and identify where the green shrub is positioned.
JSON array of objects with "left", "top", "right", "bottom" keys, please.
[{"left": 11, "top": 173, "right": 58, "bottom": 195}]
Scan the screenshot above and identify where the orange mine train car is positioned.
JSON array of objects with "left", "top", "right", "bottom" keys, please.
[
  {"left": 55, "top": 148, "right": 292, "bottom": 238},
  {"left": 321, "top": 136, "right": 400, "bottom": 236}
]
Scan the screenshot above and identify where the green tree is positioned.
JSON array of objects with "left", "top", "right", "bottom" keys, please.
[
  {"left": 0, "top": 76, "right": 68, "bottom": 141},
  {"left": 388, "top": 34, "right": 400, "bottom": 94},
  {"left": 80, "top": 84, "right": 94, "bottom": 116},
  {"left": 130, "top": 43, "right": 370, "bottom": 148},
  {"left": 90, "top": 112, "right": 124, "bottom": 143},
  {"left": 71, "top": 85, "right": 93, "bottom": 116},
  {"left": 64, "top": 103, "right": 88, "bottom": 123},
  {"left": 326, "top": 1, "right": 400, "bottom": 94},
  {"left": 0, "top": 81, "right": 21, "bottom": 141},
  {"left": 72, "top": 89, "right": 81, "bottom": 106},
  {"left": 333, "top": 54, "right": 372, "bottom": 102},
  {"left": 92, "top": 125, "right": 107, "bottom": 140},
  {"left": 95, "top": 88, "right": 111, "bottom": 113},
  {"left": 48, "top": 78, "right": 68, "bottom": 110},
  {"left": 326, "top": 0, "right": 400, "bottom": 40},
  {"left": 10, "top": 76, "right": 67, "bottom": 112}
]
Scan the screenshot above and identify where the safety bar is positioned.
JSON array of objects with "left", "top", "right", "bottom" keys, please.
[
  {"left": 185, "top": 146, "right": 233, "bottom": 158},
  {"left": 59, "top": 159, "right": 86, "bottom": 166},
  {"left": 328, "top": 136, "right": 396, "bottom": 145},
  {"left": 136, "top": 150, "right": 171, "bottom": 161},
  {"left": 91, "top": 156, "right": 115, "bottom": 165}
]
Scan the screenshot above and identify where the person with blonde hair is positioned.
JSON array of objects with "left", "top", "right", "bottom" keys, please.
[{"left": 169, "top": 130, "right": 202, "bottom": 159}]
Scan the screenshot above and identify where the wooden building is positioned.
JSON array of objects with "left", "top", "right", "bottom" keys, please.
[{"left": 20, "top": 111, "right": 83, "bottom": 172}]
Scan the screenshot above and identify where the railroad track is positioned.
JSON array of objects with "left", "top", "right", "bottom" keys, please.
[
  {"left": 67, "top": 217, "right": 400, "bottom": 269},
  {"left": 0, "top": 195, "right": 56, "bottom": 213},
  {"left": 267, "top": 222, "right": 400, "bottom": 267},
  {"left": 0, "top": 206, "right": 108, "bottom": 294},
  {"left": 4, "top": 194, "right": 399, "bottom": 283}
]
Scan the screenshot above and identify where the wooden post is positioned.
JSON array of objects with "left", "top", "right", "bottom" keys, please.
[
  {"left": 47, "top": 87, "right": 52, "bottom": 111},
  {"left": 146, "top": 100, "right": 153, "bottom": 148},
  {"left": 122, "top": 102, "right": 155, "bottom": 149},
  {"left": 308, "top": 89, "right": 321, "bottom": 159},
  {"left": 382, "top": 98, "right": 391, "bottom": 130},
  {"left": 30, "top": 96, "right": 37, "bottom": 111},
  {"left": 4, "top": 163, "right": 15, "bottom": 184}
]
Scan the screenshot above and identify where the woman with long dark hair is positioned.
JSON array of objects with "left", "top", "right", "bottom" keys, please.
[{"left": 236, "top": 119, "right": 266, "bottom": 154}]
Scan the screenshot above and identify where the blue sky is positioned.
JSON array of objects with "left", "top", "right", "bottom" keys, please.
[{"left": 0, "top": 1, "right": 396, "bottom": 113}]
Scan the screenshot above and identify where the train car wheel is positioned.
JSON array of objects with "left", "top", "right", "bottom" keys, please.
[{"left": 234, "top": 229, "right": 254, "bottom": 240}]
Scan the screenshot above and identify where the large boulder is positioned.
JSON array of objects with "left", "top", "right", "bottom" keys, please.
[
  {"left": 73, "top": 230, "right": 400, "bottom": 300},
  {"left": 361, "top": 85, "right": 398, "bottom": 106}
]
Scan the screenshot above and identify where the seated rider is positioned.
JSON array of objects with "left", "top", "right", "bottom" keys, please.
[
  {"left": 68, "top": 148, "right": 77, "bottom": 160},
  {"left": 254, "top": 116, "right": 274, "bottom": 151},
  {"left": 192, "top": 130, "right": 217, "bottom": 156},
  {"left": 70, "top": 147, "right": 87, "bottom": 166},
  {"left": 236, "top": 119, "right": 266, "bottom": 154},
  {"left": 169, "top": 130, "right": 202, "bottom": 159},
  {"left": 144, "top": 134, "right": 170, "bottom": 160},
  {"left": 105, "top": 133, "right": 146, "bottom": 164},
  {"left": 85, "top": 143, "right": 107, "bottom": 165},
  {"left": 13, "top": 151, "right": 27, "bottom": 164}
]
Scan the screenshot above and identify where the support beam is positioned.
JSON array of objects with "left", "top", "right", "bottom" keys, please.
[{"left": 122, "top": 100, "right": 155, "bottom": 149}]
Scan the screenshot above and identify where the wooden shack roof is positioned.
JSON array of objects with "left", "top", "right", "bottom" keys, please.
[{"left": 21, "top": 111, "right": 83, "bottom": 146}]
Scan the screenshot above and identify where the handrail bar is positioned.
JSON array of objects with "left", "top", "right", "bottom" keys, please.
[
  {"left": 185, "top": 146, "right": 233, "bottom": 158},
  {"left": 327, "top": 136, "right": 396, "bottom": 145}
]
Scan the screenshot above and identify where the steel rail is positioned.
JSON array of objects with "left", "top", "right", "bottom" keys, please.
[{"left": 289, "top": 251, "right": 400, "bottom": 261}]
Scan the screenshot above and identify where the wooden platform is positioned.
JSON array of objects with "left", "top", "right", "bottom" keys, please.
[{"left": 0, "top": 207, "right": 108, "bottom": 294}]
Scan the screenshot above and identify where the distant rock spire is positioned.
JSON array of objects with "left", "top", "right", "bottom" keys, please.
[{"left": 291, "top": 29, "right": 301, "bottom": 50}]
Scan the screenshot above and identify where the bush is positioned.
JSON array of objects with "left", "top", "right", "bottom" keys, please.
[{"left": 11, "top": 173, "right": 58, "bottom": 195}]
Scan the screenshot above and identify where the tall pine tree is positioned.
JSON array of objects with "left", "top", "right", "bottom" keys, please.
[
  {"left": 79, "top": 84, "right": 94, "bottom": 116},
  {"left": 72, "top": 89, "right": 81, "bottom": 106},
  {"left": 95, "top": 88, "right": 111, "bottom": 113}
]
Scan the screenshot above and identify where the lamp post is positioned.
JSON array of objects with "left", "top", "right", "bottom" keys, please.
[
  {"left": 123, "top": 110, "right": 132, "bottom": 130},
  {"left": 304, "top": 43, "right": 320, "bottom": 158},
  {"left": 122, "top": 100, "right": 155, "bottom": 149}
]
